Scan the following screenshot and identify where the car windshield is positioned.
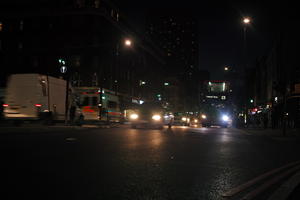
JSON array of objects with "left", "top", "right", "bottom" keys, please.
[{"left": 139, "top": 102, "right": 163, "bottom": 114}]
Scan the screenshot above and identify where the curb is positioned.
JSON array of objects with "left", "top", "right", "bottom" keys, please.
[{"left": 268, "top": 171, "right": 300, "bottom": 200}]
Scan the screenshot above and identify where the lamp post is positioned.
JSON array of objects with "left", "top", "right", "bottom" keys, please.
[
  {"left": 242, "top": 17, "right": 251, "bottom": 126},
  {"left": 115, "top": 38, "right": 132, "bottom": 94},
  {"left": 243, "top": 17, "right": 251, "bottom": 69},
  {"left": 99, "top": 38, "right": 133, "bottom": 121}
]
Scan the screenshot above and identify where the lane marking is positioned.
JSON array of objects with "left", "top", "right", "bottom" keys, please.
[
  {"left": 267, "top": 171, "right": 300, "bottom": 200},
  {"left": 222, "top": 160, "right": 300, "bottom": 197},
  {"left": 242, "top": 165, "right": 300, "bottom": 200}
]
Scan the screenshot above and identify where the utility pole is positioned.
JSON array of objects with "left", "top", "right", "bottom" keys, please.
[
  {"left": 242, "top": 17, "right": 251, "bottom": 126},
  {"left": 59, "top": 58, "right": 69, "bottom": 125},
  {"left": 115, "top": 43, "right": 119, "bottom": 95}
]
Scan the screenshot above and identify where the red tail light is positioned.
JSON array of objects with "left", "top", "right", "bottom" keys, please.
[
  {"left": 3, "top": 104, "right": 8, "bottom": 107},
  {"left": 35, "top": 104, "right": 42, "bottom": 107}
]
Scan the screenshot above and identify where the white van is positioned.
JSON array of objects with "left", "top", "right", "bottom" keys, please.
[{"left": 3, "top": 74, "right": 83, "bottom": 124}]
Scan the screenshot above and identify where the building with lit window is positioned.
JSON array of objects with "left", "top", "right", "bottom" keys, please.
[
  {"left": 146, "top": 16, "right": 199, "bottom": 77},
  {"left": 0, "top": 0, "right": 165, "bottom": 101},
  {"left": 146, "top": 14, "right": 204, "bottom": 112}
]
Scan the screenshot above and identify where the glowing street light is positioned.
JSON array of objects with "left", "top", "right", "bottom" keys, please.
[
  {"left": 224, "top": 66, "right": 229, "bottom": 71},
  {"left": 124, "top": 39, "right": 132, "bottom": 47},
  {"left": 243, "top": 17, "right": 251, "bottom": 24}
]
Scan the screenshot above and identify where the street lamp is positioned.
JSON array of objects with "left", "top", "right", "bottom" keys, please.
[
  {"left": 242, "top": 17, "right": 252, "bottom": 127},
  {"left": 224, "top": 66, "right": 229, "bottom": 71},
  {"left": 114, "top": 38, "right": 133, "bottom": 92},
  {"left": 124, "top": 39, "right": 132, "bottom": 47},
  {"left": 242, "top": 17, "right": 251, "bottom": 65},
  {"left": 243, "top": 17, "right": 251, "bottom": 24}
]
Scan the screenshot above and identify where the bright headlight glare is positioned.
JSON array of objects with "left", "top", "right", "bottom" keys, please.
[
  {"left": 130, "top": 113, "right": 138, "bottom": 120},
  {"left": 182, "top": 117, "right": 187, "bottom": 121},
  {"left": 201, "top": 115, "right": 207, "bottom": 119},
  {"left": 222, "top": 115, "right": 229, "bottom": 121},
  {"left": 152, "top": 115, "right": 161, "bottom": 121}
]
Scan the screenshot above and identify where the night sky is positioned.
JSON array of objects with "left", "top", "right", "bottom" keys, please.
[{"left": 117, "top": 0, "right": 280, "bottom": 79}]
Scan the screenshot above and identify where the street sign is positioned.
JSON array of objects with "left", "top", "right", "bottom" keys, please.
[{"left": 60, "top": 66, "right": 67, "bottom": 74}]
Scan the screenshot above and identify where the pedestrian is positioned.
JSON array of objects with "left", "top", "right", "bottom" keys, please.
[{"left": 69, "top": 104, "right": 76, "bottom": 125}]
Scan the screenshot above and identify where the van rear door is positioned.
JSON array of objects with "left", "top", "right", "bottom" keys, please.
[{"left": 4, "top": 74, "right": 41, "bottom": 119}]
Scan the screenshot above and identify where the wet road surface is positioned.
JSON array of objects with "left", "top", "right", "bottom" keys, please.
[{"left": 1, "top": 126, "right": 299, "bottom": 199}]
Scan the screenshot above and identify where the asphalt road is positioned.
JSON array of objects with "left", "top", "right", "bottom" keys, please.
[{"left": 0, "top": 125, "right": 299, "bottom": 200}]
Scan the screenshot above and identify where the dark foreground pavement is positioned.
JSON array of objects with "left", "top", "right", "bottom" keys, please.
[{"left": 0, "top": 125, "right": 300, "bottom": 200}]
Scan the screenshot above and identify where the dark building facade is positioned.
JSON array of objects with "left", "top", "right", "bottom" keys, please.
[
  {"left": 146, "top": 16, "right": 199, "bottom": 76},
  {"left": 145, "top": 14, "right": 205, "bottom": 112},
  {"left": 0, "top": 0, "right": 165, "bottom": 101},
  {"left": 247, "top": 3, "right": 300, "bottom": 128}
]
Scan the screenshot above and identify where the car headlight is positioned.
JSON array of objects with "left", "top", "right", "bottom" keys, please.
[
  {"left": 130, "top": 113, "right": 138, "bottom": 120},
  {"left": 222, "top": 115, "right": 229, "bottom": 121},
  {"left": 201, "top": 114, "right": 207, "bottom": 119},
  {"left": 182, "top": 117, "right": 187, "bottom": 121},
  {"left": 152, "top": 115, "right": 161, "bottom": 121}
]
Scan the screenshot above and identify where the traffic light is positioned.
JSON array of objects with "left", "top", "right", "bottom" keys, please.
[{"left": 59, "top": 58, "right": 67, "bottom": 74}]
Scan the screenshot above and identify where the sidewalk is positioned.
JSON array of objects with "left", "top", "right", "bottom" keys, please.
[{"left": 238, "top": 127, "right": 300, "bottom": 138}]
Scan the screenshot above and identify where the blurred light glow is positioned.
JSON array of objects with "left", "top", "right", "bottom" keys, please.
[
  {"left": 35, "top": 104, "right": 42, "bottom": 107},
  {"left": 182, "top": 117, "right": 187, "bottom": 121},
  {"left": 243, "top": 17, "right": 251, "bottom": 24},
  {"left": 222, "top": 115, "right": 229, "bottom": 121},
  {"left": 152, "top": 115, "right": 161, "bottom": 121},
  {"left": 130, "top": 113, "right": 138, "bottom": 120},
  {"left": 125, "top": 39, "right": 132, "bottom": 46},
  {"left": 3, "top": 104, "right": 8, "bottom": 107},
  {"left": 201, "top": 114, "right": 207, "bottom": 119}
]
